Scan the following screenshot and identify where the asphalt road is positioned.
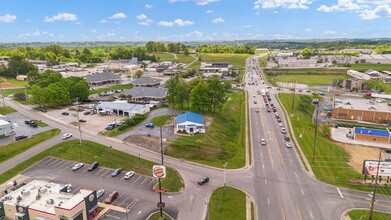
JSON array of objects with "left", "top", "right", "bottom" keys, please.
[{"left": 1, "top": 57, "right": 391, "bottom": 220}]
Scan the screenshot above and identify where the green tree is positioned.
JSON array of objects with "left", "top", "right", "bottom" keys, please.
[
  {"left": 29, "top": 85, "right": 47, "bottom": 107},
  {"left": 175, "top": 80, "right": 190, "bottom": 109},
  {"left": 3, "top": 55, "right": 37, "bottom": 77},
  {"left": 135, "top": 70, "right": 144, "bottom": 78},
  {"left": 165, "top": 76, "right": 180, "bottom": 107},
  {"left": 45, "top": 82, "right": 71, "bottom": 106},
  {"left": 206, "top": 78, "right": 227, "bottom": 112},
  {"left": 190, "top": 82, "right": 209, "bottom": 112}
]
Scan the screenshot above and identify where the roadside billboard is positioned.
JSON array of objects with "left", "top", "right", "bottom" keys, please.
[
  {"left": 362, "top": 160, "right": 391, "bottom": 176},
  {"left": 153, "top": 165, "right": 166, "bottom": 178}
]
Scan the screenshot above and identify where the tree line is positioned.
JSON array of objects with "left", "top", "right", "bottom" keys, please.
[
  {"left": 195, "top": 45, "right": 255, "bottom": 54},
  {"left": 165, "top": 76, "right": 230, "bottom": 113}
]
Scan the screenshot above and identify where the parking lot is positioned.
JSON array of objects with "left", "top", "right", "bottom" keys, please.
[{"left": 21, "top": 157, "right": 178, "bottom": 220}]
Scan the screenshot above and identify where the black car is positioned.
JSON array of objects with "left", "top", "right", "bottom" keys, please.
[
  {"left": 79, "top": 119, "right": 86, "bottom": 123},
  {"left": 83, "top": 111, "right": 91, "bottom": 115},
  {"left": 25, "top": 120, "right": 32, "bottom": 125},
  {"left": 111, "top": 168, "right": 122, "bottom": 177},
  {"left": 197, "top": 176, "right": 209, "bottom": 185},
  {"left": 62, "top": 112, "right": 69, "bottom": 115},
  {"left": 105, "top": 125, "right": 114, "bottom": 130},
  {"left": 15, "top": 135, "right": 28, "bottom": 141},
  {"left": 29, "top": 122, "right": 38, "bottom": 128},
  {"left": 88, "top": 162, "right": 99, "bottom": 171},
  {"left": 40, "top": 108, "right": 47, "bottom": 113}
]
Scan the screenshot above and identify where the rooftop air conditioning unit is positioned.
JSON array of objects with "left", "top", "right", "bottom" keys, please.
[{"left": 46, "top": 199, "right": 54, "bottom": 205}]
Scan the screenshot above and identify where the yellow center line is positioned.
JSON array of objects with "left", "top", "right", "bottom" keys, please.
[
  {"left": 281, "top": 207, "right": 286, "bottom": 220},
  {"left": 271, "top": 127, "right": 287, "bottom": 172},
  {"left": 257, "top": 100, "right": 274, "bottom": 170},
  {"left": 297, "top": 208, "right": 302, "bottom": 220}
]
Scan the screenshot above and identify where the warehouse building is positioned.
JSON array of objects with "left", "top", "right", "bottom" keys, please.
[
  {"left": 97, "top": 101, "right": 150, "bottom": 117},
  {"left": 332, "top": 98, "right": 391, "bottom": 125},
  {"left": 0, "top": 180, "right": 98, "bottom": 220},
  {"left": 353, "top": 127, "right": 391, "bottom": 143}
]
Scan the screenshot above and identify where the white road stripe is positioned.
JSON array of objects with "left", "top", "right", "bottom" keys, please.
[
  {"left": 267, "top": 198, "right": 270, "bottom": 205},
  {"left": 337, "top": 188, "right": 344, "bottom": 198},
  {"left": 310, "top": 211, "right": 313, "bottom": 219},
  {"left": 262, "top": 164, "right": 265, "bottom": 169},
  {"left": 265, "top": 179, "right": 267, "bottom": 184},
  {"left": 301, "top": 189, "right": 304, "bottom": 196},
  {"left": 290, "top": 159, "right": 293, "bottom": 164},
  {"left": 295, "top": 172, "right": 298, "bottom": 177},
  {"left": 101, "top": 170, "right": 109, "bottom": 177},
  {"left": 260, "top": 153, "right": 263, "bottom": 157},
  {"left": 141, "top": 177, "right": 149, "bottom": 184}
]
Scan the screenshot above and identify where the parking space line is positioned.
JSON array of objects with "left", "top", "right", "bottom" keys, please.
[
  {"left": 44, "top": 158, "right": 55, "bottom": 164},
  {"left": 100, "top": 170, "right": 109, "bottom": 177},
  {"left": 53, "top": 160, "right": 67, "bottom": 167},
  {"left": 118, "top": 197, "right": 129, "bottom": 207},
  {"left": 94, "top": 169, "right": 105, "bottom": 175},
  {"left": 48, "top": 159, "right": 60, "bottom": 166},
  {"left": 135, "top": 175, "right": 143, "bottom": 182},
  {"left": 59, "top": 161, "right": 72, "bottom": 168},
  {"left": 141, "top": 177, "right": 149, "bottom": 184},
  {"left": 82, "top": 169, "right": 89, "bottom": 174},
  {"left": 127, "top": 199, "right": 139, "bottom": 211},
  {"left": 148, "top": 179, "right": 155, "bottom": 185}
]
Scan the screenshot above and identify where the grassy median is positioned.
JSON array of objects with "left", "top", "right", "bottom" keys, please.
[
  {"left": 0, "top": 106, "right": 16, "bottom": 115},
  {"left": 348, "top": 209, "right": 391, "bottom": 220},
  {"left": 0, "top": 140, "right": 183, "bottom": 192},
  {"left": 150, "top": 115, "right": 173, "bottom": 126},
  {"left": 209, "top": 186, "right": 246, "bottom": 220},
  {"left": 166, "top": 90, "right": 246, "bottom": 168}
]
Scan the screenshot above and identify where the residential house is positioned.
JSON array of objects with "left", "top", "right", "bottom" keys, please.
[
  {"left": 84, "top": 72, "right": 122, "bottom": 86},
  {"left": 132, "top": 77, "right": 161, "bottom": 87},
  {"left": 122, "top": 87, "right": 167, "bottom": 103}
]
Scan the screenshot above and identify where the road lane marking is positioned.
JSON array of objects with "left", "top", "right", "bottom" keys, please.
[
  {"left": 310, "top": 211, "right": 314, "bottom": 219},
  {"left": 281, "top": 208, "right": 286, "bottom": 220},
  {"left": 100, "top": 170, "right": 109, "bottom": 177},
  {"left": 262, "top": 164, "right": 264, "bottom": 169},
  {"left": 267, "top": 198, "right": 270, "bottom": 205},
  {"left": 290, "top": 159, "right": 293, "bottom": 164},
  {"left": 295, "top": 172, "right": 298, "bottom": 177},
  {"left": 258, "top": 106, "right": 274, "bottom": 170},
  {"left": 301, "top": 189, "right": 304, "bottom": 196},
  {"left": 337, "top": 188, "right": 344, "bottom": 198},
  {"left": 271, "top": 127, "right": 287, "bottom": 172},
  {"left": 265, "top": 179, "right": 267, "bottom": 184},
  {"left": 297, "top": 209, "right": 302, "bottom": 220}
]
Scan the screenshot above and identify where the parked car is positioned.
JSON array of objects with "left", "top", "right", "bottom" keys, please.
[
  {"left": 62, "top": 133, "right": 72, "bottom": 140},
  {"left": 111, "top": 168, "right": 122, "bottom": 177},
  {"left": 78, "top": 119, "right": 86, "bottom": 123},
  {"left": 72, "top": 163, "right": 84, "bottom": 171},
  {"left": 124, "top": 171, "right": 135, "bottom": 179},
  {"left": 15, "top": 135, "right": 28, "bottom": 141},
  {"left": 88, "top": 162, "right": 99, "bottom": 171},
  {"left": 105, "top": 191, "right": 119, "bottom": 204},
  {"left": 40, "top": 108, "right": 47, "bottom": 113},
  {"left": 97, "top": 189, "right": 105, "bottom": 199},
  {"left": 261, "top": 138, "right": 266, "bottom": 145},
  {"left": 285, "top": 142, "right": 292, "bottom": 148},
  {"left": 255, "top": 109, "right": 259, "bottom": 113},
  {"left": 64, "top": 184, "right": 72, "bottom": 193},
  {"left": 29, "top": 122, "right": 38, "bottom": 128},
  {"left": 197, "top": 176, "right": 209, "bottom": 185},
  {"left": 105, "top": 125, "right": 115, "bottom": 130},
  {"left": 62, "top": 112, "right": 69, "bottom": 116},
  {"left": 83, "top": 111, "right": 91, "bottom": 115},
  {"left": 24, "top": 120, "right": 32, "bottom": 125},
  {"left": 145, "top": 123, "right": 154, "bottom": 128},
  {"left": 280, "top": 128, "right": 287, "bottom": 134}
]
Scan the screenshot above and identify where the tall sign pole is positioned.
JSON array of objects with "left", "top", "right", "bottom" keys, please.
[
  {"left": 368, "top": 152, "right": 382, "bottom": 220},
  {"left": 152, "top": 126, "right": 166, "bottom": 218}
]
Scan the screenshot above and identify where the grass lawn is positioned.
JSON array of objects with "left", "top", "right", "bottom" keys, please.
[
  {"left": 348, "top": 210, "right": 391, "bottom": 220},
  {"left": 154, "top": 53, "right": 176, "bottom": 61},
  {"left": 166, "top": 91, "right": 246, "bottom": 168},
  {"left": 278, "top": 94, "right": 391, "bottom": 194},
  {"left": 0, "top": 77, "right": 28, "bottom": 87},
  {"left": 0, "top": 129, "right": 60, "bottom": 163},
  {"left": 2, "top": 88, "right": 26, "bottom": 97},
  {"left": 150, "top": 115, "right": 173, "bottom": 126},
  {"left": 0, "top": 106, "right": 16, "bottom": 115},
  {"left": 337, "top": 63, "right": 391, "bottom": 71},
  {"left": 103, "top": 113, "right": 149, "bottom": 137},
  {"left": 272, "top": 74, "right": 351, "bottom": 86},
  {"left": 89, "top": 88, "right": 109, "bottom": 95},
  {"left": 209, "top": 186, "right": 246, "bottom": 220},
  {"left": 32, "top": 120, "right": 48, "bottom": 127},
  {"left": 189, "top": 53, "right": 251, "bottom": 69},
  {"left": 109, "top": 83, "right": 133, "bottom": 90},
  {"left": 176, "top": 54, "right": 197, "bottom": 64},
  {"left": 0, "top": 140, "right": 184, "bottom": 192},
  {"left": 147, "top": 212, "right": 171, "bottom": 220}
]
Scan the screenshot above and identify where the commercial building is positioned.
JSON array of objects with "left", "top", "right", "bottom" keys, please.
[
  {"left": 277, "top": 58, "right": 317, "bottom": 68},
  {"left": 0, "top": 120, "right": 14, "bottom": 137},
  {"left": 121, "top": 87, "right": 167, "bottom": 103},
  {"left": 353, "top": 127, "right": 391, "bottom": 143},
  {"left": 97, "top": 101, "right": 150, "bottom": 117},
  {"left": 342, "top": 78, "right": 367, "bottom": 91},
  {"left": 84, "top": 73, "right": 122, "bottom": 86},
  {"left": 176, "top": 111, "right": 205, "bottom": 134},
  {"left": 0, "top": 180, "right": 98, "bottom": 220},
  {"left": 199, "top": 62, "right": 233, "bottom": 73},
  {"left": 132, "top": 77, "right": 160, "bottom": 87},
  {"left": 332, "top": 98, "right": 391, "bottom": 125}
]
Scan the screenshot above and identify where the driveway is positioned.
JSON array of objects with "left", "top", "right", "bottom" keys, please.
[{"left": 115, "top": 108, "right": 181, "bottom": 141}]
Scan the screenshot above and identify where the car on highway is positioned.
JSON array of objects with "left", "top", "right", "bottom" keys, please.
[
  {"left": 145, "top": 123, "right": 154, "bottom": 128},
  {"left": 105, "top": 191, "right": 119, "bottom": 204},
  {"left": 284, "top": 136, "right": 290, "bottom": 141},
  {"left": 260, "top": 138, "right": 266, "bottom": 145},
  {"left": 97, "top": 189, "right": 105, "bottom": 199},
  {"left": 254, "top": 101, "right": 257, "bottom": 104},
  {"left": 285, "top": 142, "right": 292, "bottom": 148},
  {"left": 15, "top": 135, "right": 28, "bottom": 141},
  {"left": 72, "top": 163, "right": 84, "bottom": 171},
  {"left": 198, "top": 176, "right": 209, "bottom": 185},
  {"left": 277, "top": 118, "right": 282, "bottom": 122},
  {"left": 278, "top": 123, "right": 283, "bottom": 127},
  {"left": 255, "top": 109, "right": 259, "bottom": 113},
  {"left": 62, "top": 133, "right": 72, "bottom": 140},
  {"left": 124, "top": 171, "right": 135, "bottom": 179},
  {"left": 62, "top": 112, "right": 69, "bottom": 115},
  {"left": 87, "top": 161, "right": 99, "bottom": 171},
  {"left": 111, "top": 168, "right": 122, "bottom": 177},
  {"left": 280, "top": 128, "right": 287, "bottom": 134}
]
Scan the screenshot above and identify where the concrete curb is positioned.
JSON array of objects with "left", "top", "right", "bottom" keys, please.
[
  {"left": 145, "top": 210, "right": 175, "bottom": 220},
  {"left": 275, "top": 93, "right": 315, "bottom": 177}
]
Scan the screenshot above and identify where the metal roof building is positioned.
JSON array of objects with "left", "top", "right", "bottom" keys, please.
[
  {"left": 84, "top": 72, "right": 122, "bottom": 86},
  {"left": 176, "top": 112, "right": 205, "bottom": 134}
]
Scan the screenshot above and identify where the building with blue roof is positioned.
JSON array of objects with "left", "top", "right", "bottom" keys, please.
[
  {"left": 353, "top": 127, "right": 391, "bottom": 143},
  {"left": 176, "top": 112, "right": 205, "bottom": 134}
]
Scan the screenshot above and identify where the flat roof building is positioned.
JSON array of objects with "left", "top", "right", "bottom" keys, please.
[
  {"left": 0, "top": 180, "right": 99, "bottom": 220},
  {"left": 353, "top": 127, "right": 391, "bottom": 143},
  {"left": 122, "top": 87, "right": 167, "bottom": 103},
  {"left": 97, "top": 101, "right": 150, "bottom": 117},
  {"left": 199, "top": 62, "right": 233, "bottom": 73}
]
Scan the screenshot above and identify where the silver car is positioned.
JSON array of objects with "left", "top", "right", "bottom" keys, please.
[
  {"left": 72, "top": 163, "right": 84, "bottom": 171},
  {"left": 261, "top": 138, "right": 266, "bottom": 145},
  {"left": 280, "top": 128, "right": 287, "bottom": 134},
  {"left": 285, "top": 142, "right": 292, "bottom": 148}
]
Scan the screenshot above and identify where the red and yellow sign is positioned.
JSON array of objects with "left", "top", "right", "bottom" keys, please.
[{"left": 152, "top": 165, "right": 166, "bottom": 178}]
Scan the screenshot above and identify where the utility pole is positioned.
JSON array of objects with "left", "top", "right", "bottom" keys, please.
[
  {"left": 158, "top": 126, "right": 164, "bottom": 217},
  {"left": 291, "top": 80, "right": 297, "bottom": 115},
  {"left": 75, "top": 101, "right": 83, "bottom": 145},
  {"left": 312, "top": 103, "right": 320, "bottom": 164},
  {"left": 0, "top": 79, "right": 5, "bottom": 108},
  {"left": 369, "top": 152, "right": 382, "bottom": 220}
]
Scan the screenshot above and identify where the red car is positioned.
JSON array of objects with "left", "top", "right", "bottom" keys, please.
[
  {"left": 284, "top": 136, "right": 290, "bottom": 141},
  {"left": 105, "top": 191, "right": 119, "bottom": 204},
  {"left": 277, "top": 118, "right": 282, "bottom": 122}
]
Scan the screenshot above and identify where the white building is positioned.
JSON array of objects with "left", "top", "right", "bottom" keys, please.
[
  {"left": 176, "top": 111, "right": 205, "bottom": 134},
  {"left": 0, "top": 120, "right": 14, "bottom": 137},
  {"left": 97, "top": 101, "right": 150, "bottom": 117}
]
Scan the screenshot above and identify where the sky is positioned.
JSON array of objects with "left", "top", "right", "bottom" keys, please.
[{"left": 0, "top": 0, "right": 391, "bottom": 42}]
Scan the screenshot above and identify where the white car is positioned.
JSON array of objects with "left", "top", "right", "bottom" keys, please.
[
  {"left": 285, "top": 142, "right": 292, "bottom": 148},
  {"left": 280, "top": 128, "right": 287, "bottom": 134},
  {"left": 260, "top": 138, "right": 266, "bottom": 145},
  {"left": 72, "top": 163, "right": 84, "bottom": 171},
  {"left": 278, "top": 123, "right": 283, "bottom": 127},
  {"left": 124, "top": 171, "right": 135, "bottom": 179},
  {"left": 97, "top": 189, "right": 105, "bottom": 199},
  {"left": 62, "top": 133, "right": 72, "bottom": 140}
]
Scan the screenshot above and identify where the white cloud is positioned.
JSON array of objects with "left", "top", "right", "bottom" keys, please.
[
  {"left": 184, "top": 31, "right": 203, "bottom": 37},
  {"left": 360, "top": 4, "right": 391, "bottom": 19},
  {"left": 18, "top": 31, "right": 41, "bottom": 38},
  {"left": 44, "top": 13, "right": 77, "bottom": 22},
  {"left": 243, "top": 25, "right": 252, "bottom": 28},
  {"left": 206, "top": 10, "right": 214, "bottom": 13},
  {"left": 91, "top": 29, "right": 97, "bottom": 33},
  {"left": 317, "top": 0, "right": 363, "bottom": 12},
  {"left": 109, "top": 13, "right": 127, "bottom": 19},
  {"left": 137, "top": 14, "right": 147, "bottom": 20},
  {"left": 157, "top": 21, "right": 174, "bottom": 27},
  {"left": 0, "top": 14, "right": 16, "bottom": 23},
  {"left": 138, "top": 19, "right": 153, "bottom": 25},
  {"left": 254, "top": 0, "right": 314, "bottom": 9},
  {"left": 97, "top": 32, "right": 116, "bottom": 39},
  {"left": 145, "top": 4, "right": 153, "bottom": 8},
  {"left": 305, "top": 28, "right": 312, "bottom": 32},
  {"left": 325, "top": 30, "right": 337, "bottom": 34},
  {"left": 169, "top": 0, "right": 217, "bottom": 5},
  {"left": 272, "top": 34, "right": 295, "bottom": 39},
  {"left": 212, "top": 17, "right": 225, "bottom": 23},
  {"left": 100, "top": 19, "right": 107, "bottom": 23},
  {"left": 168, "top": 0, "right": 187, "bottom": 3}
]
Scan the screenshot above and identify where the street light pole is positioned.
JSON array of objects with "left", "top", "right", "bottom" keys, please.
[
  {"left": 369, "top": 152, "right": 382, "bottom": 220},
  {"left": 291, "top": 80, "right": 297, "bottom": 115},
  {"left": 312, "top": 103, "right": 320, "bottom": 164}
]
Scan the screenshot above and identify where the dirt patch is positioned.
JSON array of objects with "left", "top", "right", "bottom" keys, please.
[
  {"left": 339, "top": 143, "right": 381, "bottom": 173},
  {"left": 0, "top": 77, "right": 20, "bottom": 88},
  {"left": 203, "top": 116, "right": 213, "bottom": 130},
  {"left": 126, "top": 136, "right": 170, "bottom": 153}
]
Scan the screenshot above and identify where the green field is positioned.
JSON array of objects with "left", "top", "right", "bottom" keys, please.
[
  {"left": 2, "top": 88, "right": 26, "bottom": 96},
  {"left": 166, "top": 91, "right": 246, "bottom": 168},
  {"left": 1, "top": 77, "right": 28, "bottom": 87},
  {"left": 278, "top": 93, "right": 391, "bottom": 194},
  {"left": 176, "top": 54, "right": 197, "bottom": 64},
  {"left": 154, "top": 52, "right": 176, "bottom": 61},
  {"left": 209, "top": 186, "right": 246, "bottom": 220},
  {"left": 272, "top": 74, "right": 351, "bottom": 86},
  {"left": 188, "top": 53, "right": 251, "bottom": 69},
  {"left": 337, "top": 63, "right": 391, "bottom": 71},
  {"left": 348, "top": 210, "right": 391, "bottom": 220},
  {"left": 0, "top": 129, "right": 60, "bottom": 163},
  {"left": 0, "top": 106, "right": 16, "bottom": 114},
  {"left": 110, "top": 83, "right": 134, "bottom": 90},
  {"left": 0, "top": 140, "right": 184, "bottom": 192},
  {"left": 150, "top": 115, "right": 173, "bottom": 126}
]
